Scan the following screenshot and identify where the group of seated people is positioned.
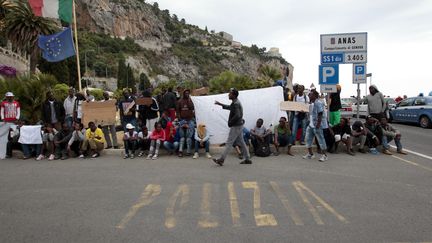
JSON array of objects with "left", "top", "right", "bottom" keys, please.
[
  {"left": 243, "top": 115, "right": 407, "bottom": 157},
  {"left": 6, "top": 121, "right": 106, "bottom": 160},
  {"left": 122, "top": 112, "right": 212, "bottom": 160}
]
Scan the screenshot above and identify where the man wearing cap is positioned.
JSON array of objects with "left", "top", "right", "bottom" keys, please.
[
  {"left": 366, "top": 85, "right": 386, "bottom": 120},
  {"left": 1, "top": 92, "right": 20, "bottom": 123},
  {"left": 213, "top": 88, "right": 252, "bottom": 165}
]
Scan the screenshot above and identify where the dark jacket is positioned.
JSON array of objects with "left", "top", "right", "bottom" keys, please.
[
  {"left": 162, "top": 91, "right": 177, "bottom": 110},
  {"left": 222, "top": 99, "right": 244, "bottom": 127},
  {"left": 138, "top": 97, "right": 159, "bottom": 121},
  {"left": 42, "top": 100, "right": 65, "bottom": 124}
]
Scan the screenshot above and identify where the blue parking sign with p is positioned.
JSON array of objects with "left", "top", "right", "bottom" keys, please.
[
  {"left": 355, "top": 64, "right": 365, "bottom": 75},
  {"left": 319, "top": 64, "right": 339, "bottom": 85}
]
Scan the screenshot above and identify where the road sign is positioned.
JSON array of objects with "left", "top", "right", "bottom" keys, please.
[
  {"left": 320, "top": 32, "right": 367, "bottom": 64},
  {"left": 321, "top": 53, "right": 344, "bottom": 64},
  {"left": 320, "top": 85, "right": 337, "bottom": 93},
  {"left": 319, "top": 64, "right": 339, "bottom": 85},
  {"left": 353, "top": 63, "right": 367, "bottom": 84},
  {"left": 321, "top": 32, "right": 367, "bottom": 53}
]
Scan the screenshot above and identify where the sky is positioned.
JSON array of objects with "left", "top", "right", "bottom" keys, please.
[{"left": 153, "top": 0, "right": 432, "bottom": 98}]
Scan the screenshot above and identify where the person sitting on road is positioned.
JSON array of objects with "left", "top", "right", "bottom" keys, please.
[
  {"left": 177, "top": 119, "right": 194, "bottom": 157},
  {"left": 330, "top": 117, "right": 355, "bottom": 155},
  {"left": 147, "top": 122, "right": 165, "bottom": 160},
  {"left": 67, "top": 122, "right": 85, "bottom": 158},
  {"left": 39, "top": 124, "right": 57, "bottom": 161},
  {"left": 193, "top": 123, "right": 211, "bottom": 159},
  {"left": 364, "top": 116, "right": 381, "bottom": 155},
  {"left": 54, "top": 123, "right": 72, "bottom": 160},
  {"left": 138, "top": 125, "right": 151, "bottom": 157},
  {"left": 379, "top": 117, "right": 407, "bottom": 155},
  {"left": 250, "top": 118, "right": 272, "bottom": 154},
  {"left": 81, "top": 122, "right": 105, "bottom": 158},
  {"left": 273, "top": 117, "right": 293, "bottom": 156},
  {"left": 351, "top": 120, "right": 367, "bottom": 153},
  {"left": 163, "top": 121, "right": 179, "bottom": 155},
  {"left": 123, "top": 123, "right": 138, "bottom": 159}
]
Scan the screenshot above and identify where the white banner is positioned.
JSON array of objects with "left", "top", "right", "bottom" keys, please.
[
  {"left": 18, "top": 125, "right": 42, "bottom": 145},
  {"left": 191, "top": 86, "right": 287, "bottom": 144}
]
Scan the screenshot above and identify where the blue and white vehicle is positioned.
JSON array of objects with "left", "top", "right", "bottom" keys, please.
[{"left": 389, "top": 96, "right": 432, "bottom": 128}]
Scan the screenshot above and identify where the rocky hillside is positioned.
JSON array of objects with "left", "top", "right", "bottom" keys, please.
[{"left": 74, "top": 0, "right": 293, "bottom": 87}]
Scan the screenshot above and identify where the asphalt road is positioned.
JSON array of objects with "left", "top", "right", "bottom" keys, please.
[
  {"left": 1, "top": 139, "right": 432, "bottom": 243},
  {"left": 390, "top": 122, "right": 432, "bottom": 157}
]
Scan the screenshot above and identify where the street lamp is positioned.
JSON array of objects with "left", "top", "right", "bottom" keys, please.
[
  {"left": 366, "top": 73, "right": 372, "bottom": 95},
  {"left": 84, "top": 49, "right": 95, "bottom": 88}
]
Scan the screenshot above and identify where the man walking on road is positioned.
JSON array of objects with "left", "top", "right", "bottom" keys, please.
[{"left": 212, "top": 88, "right": 251, "bottom": 166}]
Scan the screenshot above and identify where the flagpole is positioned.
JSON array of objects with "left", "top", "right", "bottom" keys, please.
[{"left": 72, "top": 0, "right": 82, "bottom": 91}]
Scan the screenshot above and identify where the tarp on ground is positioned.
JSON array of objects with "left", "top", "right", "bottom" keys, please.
[{"left": 191, "top": 86, "right": 287, "bottom": 144}]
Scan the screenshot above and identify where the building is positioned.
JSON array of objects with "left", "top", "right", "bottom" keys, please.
[
  {"left": 267, "top": 47, "right": 282, "bottom": 58},
  {"left": 219, "top": 32, "right": 233, "bottom": 42}
]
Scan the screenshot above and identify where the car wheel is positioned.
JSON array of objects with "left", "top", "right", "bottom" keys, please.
[{"left": 419, "top": 116, "right": 432, "bottom": 128}]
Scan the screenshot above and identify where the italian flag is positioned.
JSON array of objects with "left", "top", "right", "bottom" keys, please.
[{"left": 28, "top": 0, "right": 73, "bottom": 23}]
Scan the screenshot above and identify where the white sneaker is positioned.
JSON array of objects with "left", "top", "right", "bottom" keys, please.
[
  {"left": 152, "top": 154, "right": 158, "bottom": 160},
  {"left": 206, "top": 152, "right": 212, "bottom": 159},
  {"left": 48, "top": 154, "right": 55, "bottom": 161},
  {"left": 78, "top": 154, "right": 85, "bottom": 159},
  {"left": 302, "top": 153, "right": 315, "bottom": 159},
  {"left": 146, "top": 154, "right": 152, "bottom": 160},
  {"left": 319, "top": 154, "right": 328, "bottom": 162},
  {"left": 36, "top": 155, "right": 45, "bottom": 161},
  {"left": 193, "top": 152, "right": 199, "bottom": 159}
]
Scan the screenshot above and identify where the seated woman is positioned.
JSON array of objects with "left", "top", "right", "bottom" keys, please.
[
  {"left": 147, "top": 122, "right": 165, "bottom": 160},
  {"left": 193, "top": 123, "right": 211, "bottom": 159}
]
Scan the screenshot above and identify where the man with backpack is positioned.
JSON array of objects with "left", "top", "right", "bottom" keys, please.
[{"left": 250, "top": 118, "right": 272, "bottom": 157}]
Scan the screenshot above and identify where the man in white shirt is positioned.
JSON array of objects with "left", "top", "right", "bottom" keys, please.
[{"left": 63, "top": 88, "right": 76, "bottom": 128}]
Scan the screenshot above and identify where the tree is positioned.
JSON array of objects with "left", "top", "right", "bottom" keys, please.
[
  {"left": 258, "top": 65, "right": 282, "bottom": 86},
  {"left": 139, "top": 72, "right": 151, "bottom": 91},
  {"left": 117, "top": 58, "right": 127, "bottom": 89},
  {"left": 3, "top": 1, "right": 58, "bottom": 72},
  {"left": 125, "top": 64, "right": 136, "bottom": 89}
]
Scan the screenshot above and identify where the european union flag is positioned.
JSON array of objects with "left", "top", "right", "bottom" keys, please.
[{"left": 38, "top": 27, "right": 76, "bottom": 62}]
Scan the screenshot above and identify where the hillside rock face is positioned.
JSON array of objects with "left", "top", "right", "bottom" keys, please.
[{"left": 75, "top": 0, "right": 293, "bottom": 86}]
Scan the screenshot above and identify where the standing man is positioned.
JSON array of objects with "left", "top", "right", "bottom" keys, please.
[
  {"left": 1, "top": 92, "right": 20, "bottom": 123},
  {"left": 42, "top": 91, "right": 65, "bottom": 131},
  {"left": 366, "top": 85, "right": 385, "bottom": 120},
  {"left": 213, "top": 88, "right": 251, "bottom": 165},
  {"left": 63, "top": 88, "right": 76, "bottom": 128},
  {"left": 291, "top": 85, "right": 309, "bottom": 145},
  {"left": 303, "top": 90, "right": 328, "bottom": 162},
  {"left": 101, "top": 91, "right": 118, "bottom": 149},
  {"left": 118, "top": 90, "right": 137, "bottom": 131},
  {"left": 328, "top": 84, "right": 342, "bottom": 126},
  {"left": 162, "top": 87, "right": 177, "bottom": 121}
]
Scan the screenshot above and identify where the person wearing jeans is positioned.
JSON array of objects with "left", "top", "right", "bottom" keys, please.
[
  {"left": 380, "top": 117, "right": 407, "bottom": 155},
  {"left": 177, "top": 119, "right": 194, "bottom": 157},
  {"left": 193, "top": 123, "right": 211, "bottom": 159},
  {"left": 163, "top": 122, "right": 179, "bottom": 155},
  {"left": 303, "top": 90, "right": 328, "bottom": 162},
  {"left": 291, "top": 85, "right": 309, "bottom": 145}
]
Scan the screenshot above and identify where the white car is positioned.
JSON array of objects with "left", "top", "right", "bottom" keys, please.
[{"left": 351, "top": 98, "right": 396, "bottom": 118}]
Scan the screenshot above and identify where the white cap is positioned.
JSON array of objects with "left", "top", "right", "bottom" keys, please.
[
  {"left": 5, "top": 92, "right": 14, "bottom": 97},
  {"left": 126, "top": 123, "right": 135, "bottom": 129}
]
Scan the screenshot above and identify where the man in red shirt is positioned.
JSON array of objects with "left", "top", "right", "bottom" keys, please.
[{"left": 1, "top": 92, "right": 20, "bottom": 123}]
